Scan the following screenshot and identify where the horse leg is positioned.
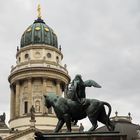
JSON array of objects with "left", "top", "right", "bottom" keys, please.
[
  {"left": 63, "top": 114, "right": 71, "bottom": 132},
  {"left": 54, "top": 119, "right": 65, "bottom": 133},
  {"left": 107, "top": 120, "right": 115, "bottom": 131},
  {"left": 88, "top": 116, "right": 98, "bottom": 132},
  {"left": 98, "top": 109, "right": 115, "bottom": 131}
]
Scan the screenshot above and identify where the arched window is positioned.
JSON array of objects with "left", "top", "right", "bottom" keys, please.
[
  {"left": 35, "top": 100, "right": 40, "bottom": 112},
  {"left": 47, "top": 53, "right": 51, "bottom": 58}
]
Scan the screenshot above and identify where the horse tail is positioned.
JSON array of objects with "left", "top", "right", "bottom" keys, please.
[{"left": 102, "top": 102, "right": 112, "bottom": 118}]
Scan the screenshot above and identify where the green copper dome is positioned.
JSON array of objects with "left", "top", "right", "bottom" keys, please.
[{"left": 20, "top": 18, "right": 58, "bottom": 48}]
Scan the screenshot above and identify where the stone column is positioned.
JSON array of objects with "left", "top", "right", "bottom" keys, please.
[
  {"left": 10, "top": 85, "right": 15, "bottom": 119},
  {"left": 15, "top": 81, "right": 20, "bottom": 117},
  {"left": 64, "top": 84, "right": 68, "bottom": 98},
  {"left": 42, "top": 78, "right": 47, "bottom": 94},
  {"left": 42, "top": 78, "right": 48, "bottom": 114},
  {"left": 28, "top": 78, "right": 32, "bottom": 111},
  {"left": 56, "top": 80, "right": 61, "bottom": 96}
]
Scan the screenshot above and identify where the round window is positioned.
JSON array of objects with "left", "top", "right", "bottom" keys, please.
[
  {"left": 25, "top": 54, "right": 29, "bottom": 59},
  {"left": 47, "top": 53, "right": 51, "bottom": 58}
]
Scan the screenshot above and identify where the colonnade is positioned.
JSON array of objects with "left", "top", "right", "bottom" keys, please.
[{"left": 10, "top": 78, "right": 64, "bottom": 120}]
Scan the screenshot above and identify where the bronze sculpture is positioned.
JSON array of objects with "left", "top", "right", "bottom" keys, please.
[
  {"left": 44, "top": 75, "right": 114, "bottom": 132},
  {"left": 65, "top": 74, "right": 101, "bottom": 103},
  {"left": 44, "top": 93, "right": 114, "bottom": 132}
]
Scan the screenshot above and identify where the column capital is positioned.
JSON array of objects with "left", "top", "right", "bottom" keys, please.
[
  {"left": 15, "top": 80, "right": 20, "bottom": 117},
  {"left": 27, "top": 77, "right": 32, "bottom": 82},
  {"left": 56, "top": 79, "right": 61, "bottom": 84},
  {"left": 16, "top": 80, "right": 20, "bottom": 85},
  {"left": 42, "top": 77, "right": 47, "bottom": 82}
]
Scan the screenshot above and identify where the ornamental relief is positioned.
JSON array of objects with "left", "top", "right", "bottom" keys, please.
[
  {"left": 33, "top": 49, "right": 42, "bottom": 59},
  {"left": 46, "top": 85, "right": 56, "bottom": 93},
  {"left": 34, "top": 51, "right": 41, "bottom": 58},
  {"left": 33, "top": 83, "right": 42, "bottom": 93},
  {"left": 46, "top": 85, "right": 52, "bottom": 92},
  {"left": 22, "top": 91, "right": 28, "bottom": 96},
  {"left": 22, "top": 97, "right": 28, "bottom": 101},
  {"left": 33, "top": 97, "right": 42, "bottom": 113},
  {"left": 21, "top": 81, "right": 28, "bottom": 92},
  {"left": 24, "top": 86, "right": 28, "bottom": 91},
  {"left": 33, "top": 95, "right": 42, "bottom": 100}
]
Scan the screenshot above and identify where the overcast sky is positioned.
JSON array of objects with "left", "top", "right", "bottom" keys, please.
[{"left": 0, "top": 0, "right": 140, "bottom": 130}]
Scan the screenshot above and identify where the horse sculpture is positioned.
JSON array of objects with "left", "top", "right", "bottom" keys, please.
[{"left": 44, "top": 93, "right": 115, "bottom": 132}]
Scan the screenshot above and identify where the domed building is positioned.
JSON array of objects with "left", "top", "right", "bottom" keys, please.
[
  {"left": 96, "top": 112, "right": 140, "bottom": 140},
  {"left": 20, "top": 17, "right": 58, "bottom": 49},
  {"left": 0, "top": 3, "right": 140, "bottom": 140},
  {"left": 0, "top": 4, "right": 75, "bottom": 140}
]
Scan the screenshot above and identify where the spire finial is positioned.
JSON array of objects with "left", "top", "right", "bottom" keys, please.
[
  {"left": 37, "top": 3, "right": 41, "bottom": 19},
  {"left": 115, "top": 111, "right": 118, "bottom": 116},
  {"left": 128, "top": 112, "right": 131, "bottom": 117}
]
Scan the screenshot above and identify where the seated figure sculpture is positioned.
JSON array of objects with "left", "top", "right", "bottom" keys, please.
[
  {"left": 44, "top": 74, "right": 115, "bottom": 132},
  {"left": 66, "top": 74, "right": 101, "bottom": 103},
  {"left": 66, "top": 74, "right": 102, "bottom": 125}
]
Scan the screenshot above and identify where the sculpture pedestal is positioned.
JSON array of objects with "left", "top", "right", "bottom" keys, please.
[
  {"left": 30, "top": 120, "right": 36, "bottom": 128},
  {"left": 35, "top": 131, "right": 126, "bottom": 140}
]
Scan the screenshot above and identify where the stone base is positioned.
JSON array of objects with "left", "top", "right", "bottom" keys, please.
[{"left": 35, "top": 131, "right": 126, "bottom": 140}]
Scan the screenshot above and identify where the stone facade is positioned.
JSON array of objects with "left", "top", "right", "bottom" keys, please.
[
  {"left": 0, "top": 4, "right": 75, "bottom": 139},
  {"left": 4, "top": 128, "right": 35, "bottom": 140}
]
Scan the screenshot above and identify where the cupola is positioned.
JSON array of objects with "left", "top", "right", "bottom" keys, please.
[{"left": 20, "top": 4, "right": 58, "bottom": 48}]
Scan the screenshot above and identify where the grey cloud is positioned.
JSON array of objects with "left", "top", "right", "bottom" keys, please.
[{"left": 0, "top": 0, "right": 140, "bottom": 129}]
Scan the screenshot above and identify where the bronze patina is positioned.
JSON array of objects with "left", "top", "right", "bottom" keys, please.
[{"left": 44, "top": 74, "right": 115, "bottom": 132}]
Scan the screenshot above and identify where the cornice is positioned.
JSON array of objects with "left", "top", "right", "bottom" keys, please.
[{"left": 8, "top": 67, "right": 70, "bottom": 84}]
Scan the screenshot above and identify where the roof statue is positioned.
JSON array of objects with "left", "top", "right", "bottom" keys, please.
[
  {"left": 30, "top": 105, "right": 35, "bottom": 121},
  {"left": 0, "top": 112, "right": 5, "bottom": 122},
  {"left": 136, "top": 129, "right": 140, "bottom": 138},
  {"left": 44, "top": 74, "right": 115, "bottom": 132},
  {"left": 79, "top": 123, "right": 84, "bottom": 132}
]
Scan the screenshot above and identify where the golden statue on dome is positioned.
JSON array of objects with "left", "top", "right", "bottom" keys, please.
[{"left": 37, "top": 4, "right": 42, "bottom": 18}]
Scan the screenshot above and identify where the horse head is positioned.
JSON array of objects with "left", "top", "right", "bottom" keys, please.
[
  {"left": 44, "top": 95, "right": 52, "bottom": 108},
  {"left": 44, "top": 93, "right": 58, "bottom": 108}
]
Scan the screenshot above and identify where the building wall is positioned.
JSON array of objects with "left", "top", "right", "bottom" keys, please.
[
  {"left": 9, "top": 115, "right": 57, "bottom": 130},
  {"left": 8, "top": 44, "right": 70, "bottom": 131}
]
